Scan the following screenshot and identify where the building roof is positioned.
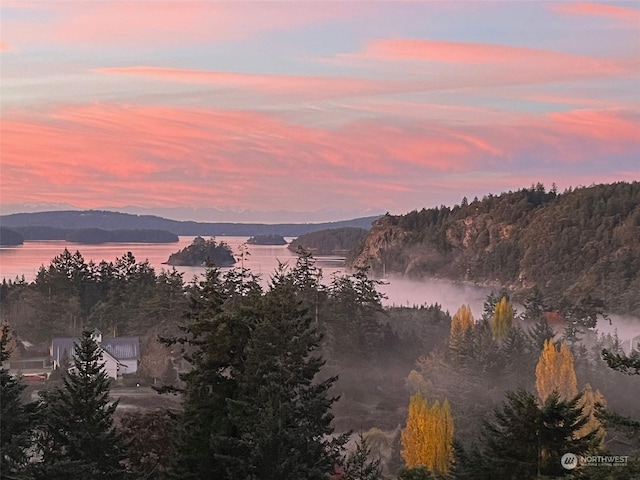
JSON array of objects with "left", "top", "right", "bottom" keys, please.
[
  {"left": 51, "top": 336, "right": 140, "bottom": 362},
  {"left": 102, "top": 337, "right": 140, "bottom": 361}
]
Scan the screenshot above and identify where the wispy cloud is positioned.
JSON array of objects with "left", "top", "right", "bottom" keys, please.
[
  {"left": 94, "top": 66, "right": 388, "bottom": 101},
  {"left": 2, "top": 103, "right": 638, "bottom": 212},
  {"left": 2, "top": 1, "right": 361, "bottom": 47},
  {"left": 552, "top": 2, "right": 640, "bottom": 24}
]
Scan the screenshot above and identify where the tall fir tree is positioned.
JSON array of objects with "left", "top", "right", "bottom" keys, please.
[
  {"left": 163, "top": 265, "right": 261, "bottom": 479},
  {"left": 1, "top": 324, "right": 36, "bottom": 477},
  {"left": 224, "top": 264, "right": 346, "bottom": 480},
  {"left": 342, "top": 433, "right": 383, "bottom": 480},
  {"left": 459, "top": 390, "right": 595, "bottom": 480},
  {"left": 33, "top": 329, "right": 127, "bottom": 479}
]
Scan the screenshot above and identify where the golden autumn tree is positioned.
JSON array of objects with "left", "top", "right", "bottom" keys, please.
[
  {"left": 449, "top": 304, "right": 474, "bottom": 361},
  {"left": 491, "top": 297, "right": 514, "bottom": 341},
  {"left": 401, "top": 392, "right": 454, "bottom": 476},
  {"left": 535, "top": 339, "right": 578, "bottom": 401},
  {"left": 577, "top": 383, "right": 606, "bottom": 447}
]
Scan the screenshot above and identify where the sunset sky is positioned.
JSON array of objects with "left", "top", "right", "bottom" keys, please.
[{"left": 1, "top": 1, "right": 639, "bottom": 222}]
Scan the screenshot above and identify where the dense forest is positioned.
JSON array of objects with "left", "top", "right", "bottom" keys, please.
[
  {"left": 288, "top": 227, "right": 368, "bottom": 255},
  {"left": 1, "top": 226, "right": 178, "bottom": 244},
  {"left": 164, "top": 236, "right": 235, "bottom": 267},
  {"left": 1, "top": 248, "right": 639, "bottom": 479},
  {"left": 350, "top": 182, "right": 640, "bottom": 315},
  {"left": 0, "top": 227, "right": 24, "bottom": 246},
  {"left": 1, "top": 210, "right": 380, "bottom": 237},
  {"left": 247, "top": 234, "right": 288, "bottom": 245}
]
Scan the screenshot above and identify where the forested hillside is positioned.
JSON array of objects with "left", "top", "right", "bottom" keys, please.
[
  {"left": 349, "top": 182, "right": 640, "bottom": 315},
  {"left": 1, "top": 210, "right": 380, "bottom": 237},
  {"left": 288, "top": 227, "right": 368, "bottom": 255}
]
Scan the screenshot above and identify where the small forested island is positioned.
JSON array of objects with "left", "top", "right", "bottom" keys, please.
[
  {"left": 165, "top": 236, "right": 236, "bottom": 266},
  {"left": 246, "top": 234, "right": 287, "bottom": 245},
  {"left": 0, "top": 227, "right": 24, "bottom": 246},
  {"left": 288, "top": 227, "right": 368, "bottom": 255}
]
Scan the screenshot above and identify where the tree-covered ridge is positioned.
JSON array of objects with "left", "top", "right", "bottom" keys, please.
[
  {"left": 165, "top": 236, "right": 235, "bottom": 267},
  {"left": 0, "top": 227, "right": 24, "bottom": 246},
  {"left": 247, "top": 234, "right": 288, "bottom": 245},
  {"left": 2, "top": 226, "right": 178, "bottom": 243},
  {"left": 350, "top": 182, "right": 640, "bottom": 315},
  {"left": 288, "top": 227, "right": 368, "bottom": 255},
  {"left": 1, "top": 210, "right": 381, "bottom": 237}
]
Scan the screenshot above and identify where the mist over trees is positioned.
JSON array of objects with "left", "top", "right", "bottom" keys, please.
[
  {"left": 350, "top": 182, "right": 640, "bottom": 316},
  {"left": 1, "top": 233, "right": 640, "bottom": 477}
]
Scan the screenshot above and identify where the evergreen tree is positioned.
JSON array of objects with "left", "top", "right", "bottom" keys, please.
[
  {"left": 526, "top": 315, "right": 556, "bottom": 353},
  {"left": 465, "top": 390, "right": 594, "bottom": 480},
  {"left": 396, "top": 466, "right": 434, "bottom": 480},
  {"left": 224, "top": 265, "right": 346, "bottom": 479},
  {"left": 535, "top": 340, "right": 578, "bottom": 401},
  {"left": 1, "top": 324, "right": 36, "bottom": 477},
  {"left": 163, "top": 266, "right": 260, "bottom": 479},
  {"left": 342, "top": 433, "right": 383, "bottom": 480},
  {"left": 33, "top": 329, "right": 127, "bottom": 479}
]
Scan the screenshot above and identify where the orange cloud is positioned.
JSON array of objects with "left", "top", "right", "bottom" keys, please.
[
  {"left": 552, "top": 2, "right": 640, "bottom": 24},
  {"left": 0, "top": 41, "right": 9, "bottom": 51}
]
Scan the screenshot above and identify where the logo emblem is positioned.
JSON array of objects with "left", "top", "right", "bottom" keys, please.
[{"left": 561, "top": 453, "right": 578, "bottom": 470}]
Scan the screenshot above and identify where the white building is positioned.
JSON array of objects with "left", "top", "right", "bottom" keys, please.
[{"left": 50, "top": 330, "right": 140, "bottom": 380}]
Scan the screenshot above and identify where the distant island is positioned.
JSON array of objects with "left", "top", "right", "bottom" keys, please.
[
  {"left": 288, "top": 227, "right": 368, "bottom": 255},
  {"left": 0, "top": 227, "right": 24, "bottom": 246},
  {"left": 165, "top": 236, "right": 236, "bottom": 267},
  {"left": 247, "top": 234, "right": 287, "bottom": 245},
  {"left": 3, "top": 226, "right": 178, "bottom": 244},
  {"left": 65, "top": 228, "right": 178, "bottom": 244},
  {"left": 0, "top": 211, "right": 381, "bottom": 237}
]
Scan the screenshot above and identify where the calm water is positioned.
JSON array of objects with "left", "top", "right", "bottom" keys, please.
[
  {"left": 0, "top": 236, "right": 346, "bottom": 285},
  {"left": 0, "top": 236, "right": 493, "bottom": 313}
]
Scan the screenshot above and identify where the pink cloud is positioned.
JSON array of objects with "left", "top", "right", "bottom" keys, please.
[
  {"left": 552, "top": 2, "right": 640, "bottom": 24},
  {"left": 1, "top": 103, "right": 638, "bottom": 212},
  {"left": 361, "top": 38, "right": 622, "bottom": 73},
  {"left": 322, "top": 38, "right": 637, "bottom": 92}
]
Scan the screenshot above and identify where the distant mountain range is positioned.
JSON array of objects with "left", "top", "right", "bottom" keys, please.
[{"left": 0, "top": 210, "right": 381, "bottom": 238}]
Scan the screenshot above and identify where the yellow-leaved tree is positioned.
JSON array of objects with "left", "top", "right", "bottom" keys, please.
[
  {"left": 401, "top": 392, "right": 454, "bottom": 476},
  {"left": 491, "top": 297, "right": 514, "bottom": 341},
  {"left": 577, "top": 383, "right": 607, "bottom": 447},
  {"left": 449, "top": 304, "right": 474, "bottom": 362},
  {"left": 535, "top": 339, "right": 578, "bottom": 401}
]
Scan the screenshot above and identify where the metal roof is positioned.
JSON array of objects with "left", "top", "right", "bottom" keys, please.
[
  {"left": 51, "top": 336, "right": 140, "bottom": 362},
  {"left": 102, "top": 337, "right": 140, "bottom": 360}
]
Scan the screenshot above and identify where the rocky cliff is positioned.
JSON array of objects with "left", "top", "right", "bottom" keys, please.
[{"left": 349, "top": 183, "right": 640, "bottom": 315}]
